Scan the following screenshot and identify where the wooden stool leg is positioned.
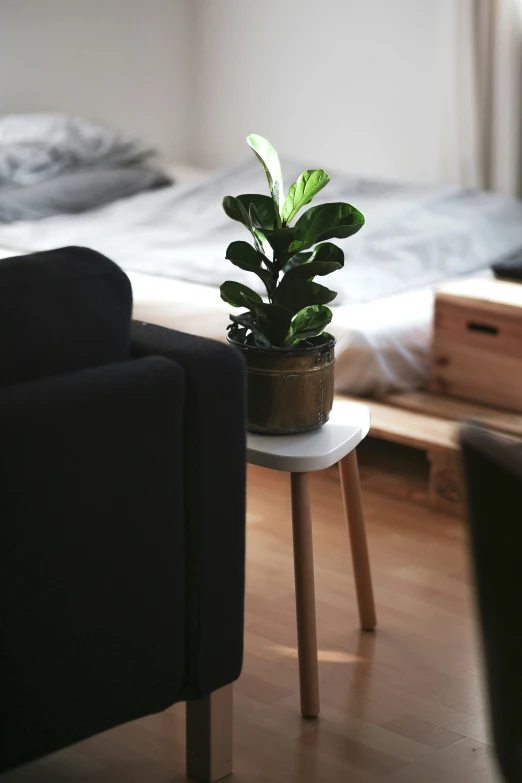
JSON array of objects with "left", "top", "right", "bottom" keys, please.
[
  {"left": 290, "top": 472, "right": 320, "bottom": 719},
  {"left": 186, "top": 685, "right": 233, "bottom": 782},
  {"left": 338, "top": 450, "right": 377, "bottom": 631}
]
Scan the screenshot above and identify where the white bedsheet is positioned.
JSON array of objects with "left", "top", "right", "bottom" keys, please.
[
  {"left": 0, "top": 241, "right": 444, "bottom": 396},
  {"left": 129, "top": 270, "right": 434, "bottom": 396},
  {"left": 0, "top": 162, "right": 494, "bottom": 396}
]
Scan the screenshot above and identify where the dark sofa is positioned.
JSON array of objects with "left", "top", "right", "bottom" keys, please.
[{"left": 0, "top": 247, "right": 246, "bottom": 782}]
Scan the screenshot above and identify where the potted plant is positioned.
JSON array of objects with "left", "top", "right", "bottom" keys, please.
[{"left": 221, "top": 134, "right": 365, "bottom": 434}]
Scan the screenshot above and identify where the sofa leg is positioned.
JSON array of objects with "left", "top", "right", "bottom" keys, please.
[{"left": 186, "top": 684, "right": 233, "bottom": 782}]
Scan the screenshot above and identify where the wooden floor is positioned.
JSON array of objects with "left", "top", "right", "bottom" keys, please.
[{"left": 1, "top": 463, "right": 502, "bottom": 783}]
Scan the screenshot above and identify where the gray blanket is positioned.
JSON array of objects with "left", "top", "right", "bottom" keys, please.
[
  {"left": 0, "top": 114, "right": 155, "bottom": 186},
  {"left": 0, "top": 167, "right": 171, "bottom": 222},
  {"left": 0, "top": 157, "right": 520, "bottom": 304}
]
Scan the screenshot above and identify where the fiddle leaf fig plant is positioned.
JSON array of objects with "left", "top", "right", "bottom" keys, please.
[{"left": 221, "top": 134, "right": 365, "bottom": 350}]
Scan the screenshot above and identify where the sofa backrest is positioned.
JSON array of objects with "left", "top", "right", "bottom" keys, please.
[{"left": 0, "top": 246, "right": 132, "bottom": 387}]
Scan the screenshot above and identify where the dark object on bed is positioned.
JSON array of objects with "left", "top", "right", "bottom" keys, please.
[
  {"left": 0, "top": 165, "right": 172, "bottom": 222},
  {"left": 460, "top": 424, "right": 522, "bottom": 783},
  {"left": 0, "top": 246, "right": 246, "bottom": 780},
  {"left": 492, "top": 248, "right": 522, "bottom": 282}
]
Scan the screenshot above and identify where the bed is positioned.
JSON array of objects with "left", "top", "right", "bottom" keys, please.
[{"left": 1, "top": 156, "right": 521, "bottom": 397}]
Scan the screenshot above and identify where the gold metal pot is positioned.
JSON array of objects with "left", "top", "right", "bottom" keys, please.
[{"left": 227, "top": 336, "right": 335, "bottom": 434}]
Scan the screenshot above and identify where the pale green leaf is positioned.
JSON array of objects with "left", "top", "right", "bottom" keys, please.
[
  {"left": 281, "top": 169, "right": 330, "bottom": 224},
  {"left": 246, "top": 134, "right": 284, "bottom": 221}
]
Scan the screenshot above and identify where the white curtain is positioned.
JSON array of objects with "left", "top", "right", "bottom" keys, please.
[{"left": 440, "top": 0, "right": 522, "bottom": 195}]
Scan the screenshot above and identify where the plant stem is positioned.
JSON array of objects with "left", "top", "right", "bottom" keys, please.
[{"left": 268, "top": 251, "right": 280, "bottom": 303}]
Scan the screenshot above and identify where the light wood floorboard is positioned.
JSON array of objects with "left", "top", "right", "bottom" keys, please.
[{"left": 0, "top": 464, "right": 502, "bottom": 782}]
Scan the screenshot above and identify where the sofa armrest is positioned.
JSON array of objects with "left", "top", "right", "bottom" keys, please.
[
  {"left": 0, "top": 357, "right": 187, "bottom": 772},
  {"left": 131, "top": 321, "right": 247, "bottom": 698}
]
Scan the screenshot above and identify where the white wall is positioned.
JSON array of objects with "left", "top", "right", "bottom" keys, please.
[
  {"left": 0, "top": 0, "right": 459, "bottom": 184},
  {"left": 0, "top": 0, "right": 193, "bottom": 160},
  {"left": 191, "top": 0, "right": 453, "bottom": 183}
]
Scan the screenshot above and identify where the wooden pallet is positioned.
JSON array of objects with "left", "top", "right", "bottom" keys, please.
[{"left": 336, "top": 391, "right": 522, "bottom": 517}]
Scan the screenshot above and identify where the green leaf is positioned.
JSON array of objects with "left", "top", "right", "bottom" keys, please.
[
  {"left": 248, "top": 207, "right": 272, "bottom": 258},
  {"left": 223, "top": 195, "right": 253, "bottom": 229},
  {"left": 292, "top": 304, "right": 333, "bottom": 334},
  {"left": 225, "top": 241, "right": 275, "bottom": 295},
  {"left": 242, "top": 295, "right": 293, "bottom": 346},
  {"left": 253, "top": 228, "right": 270, "bottom": 257},
  {"left": 229, "top": 312, "right": 271, "bottom": 348},
  {"left": 262, "top": 226, "right": 297, "bottom": 257},
  {"left": 283, "top": 261, "right": 341, "bottom": 282},
  {"left": 292, "top": 202, "right": 365, "bottom": 251},
  {"left": 248, "top": 203, "right": 264, "bottom": 229},
  {"left": 226, "top": 324, "right": 249, "bottom": 343},
  {"left": 273, "top": 279, "right": 337, "bottom": 314},
  {"left": 281, "top": 169, "right": 330, "bottom": 224},
  {"left": 220, "top": 281, "right": 263, "bottom": 308},
  {"left": 236, "top": 194, "right": 276, "bottom": 229},
  {"left": 304, "top": 331, "right": 335, "bottom": 347},
  {"left": 222, "top": 197, "right": 272, "bottom": 259},
  {"left": 283, "top": 242, "right": 344, "bottom": 281},
  {"left": 226, "top": 240, "right": 264, "bottom": 268},
  {"left": 309, "top": 241, "right": 344, "bottom": 267},
  {"left": 246, "top": 134, "right": 284, "bottom": 222},
  {"left": 282, "top": 252, "right": 313, "bottom": 273},
  {"left": 283, "top": 305, "right": 333, "bottom": 348}
]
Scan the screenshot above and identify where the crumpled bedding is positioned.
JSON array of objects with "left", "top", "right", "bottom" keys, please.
[
  {"left": 0, "top": 166, "right": 171, "bottom": 223},
  {"left": 0, "top": 156, "right": 519, "bottom": 305},
  {"left": 0, "top": 113, "right": 155, "bottom": 186}
]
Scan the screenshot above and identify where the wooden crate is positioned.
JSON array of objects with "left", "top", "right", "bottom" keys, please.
[
  {"left": 337, "top": 391, "right": 522, "bottom": 517},
  {"left": 336, "top": 392, "right": 465, "bottom": 516},
  {"left": 429, "top": 278, "right": 522, "bottom": 412}
]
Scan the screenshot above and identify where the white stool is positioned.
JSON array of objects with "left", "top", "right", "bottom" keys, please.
[{"left": 247, "top": 400, "right": 376, "bottom": 719}]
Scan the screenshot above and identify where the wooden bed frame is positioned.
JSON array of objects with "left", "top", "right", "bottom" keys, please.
[{"left": 337, "top": 391, "right": 522, "bottom": 517}]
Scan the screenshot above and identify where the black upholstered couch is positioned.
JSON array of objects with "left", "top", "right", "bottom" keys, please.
[{"left": 0, "top": 247, "right": 246, "bottom": 782}]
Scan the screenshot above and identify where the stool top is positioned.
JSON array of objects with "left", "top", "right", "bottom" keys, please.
[{"left": 247, "top": 400, "right": 370, "bottom": 472}]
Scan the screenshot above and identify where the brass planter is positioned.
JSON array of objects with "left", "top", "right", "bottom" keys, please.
[{"left": 227, "top": 336, "right": 335, "bottom": 435}]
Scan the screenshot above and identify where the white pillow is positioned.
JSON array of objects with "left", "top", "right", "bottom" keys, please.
[{"left": 0, "top": 113, "right": 156, "bottom": 186}]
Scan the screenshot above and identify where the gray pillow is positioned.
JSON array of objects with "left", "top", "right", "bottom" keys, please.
[
  {"left": 0, "top": 166, "right": 172, "bottom": 222},
  {"left": 0, "top": 113, "right": 157, "bottom": 186}
]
